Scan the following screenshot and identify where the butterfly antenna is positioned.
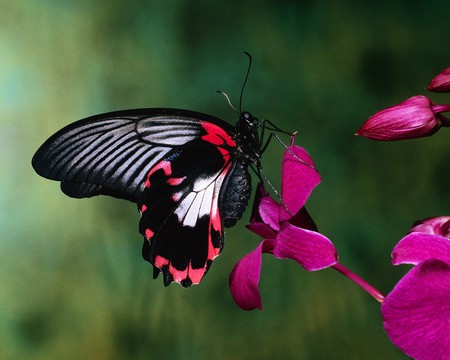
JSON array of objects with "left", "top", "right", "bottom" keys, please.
[
  {"left": 217, "top": 91, "right": 239, "bottom": 114},
  {"left": 239, "top": 52, "right": 253, "bottom": 112}
]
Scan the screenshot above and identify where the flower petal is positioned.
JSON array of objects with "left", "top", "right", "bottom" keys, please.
[
  {"left": 392, "top": 232, "right": 450, "bottom": 265},
  {"left": 246, "top": 222, "right": 277, "bottom": 239},
  {"left": 356, "top": 95, "right": 441, "bottom": 141},
  {"left": 273, "top": 223, "right": 338, "bottom": 271},
  {"left": 247, "top": 183, "right": 280, "bottom": 235},
  {"left": 381, "top": 259, "right": 450, "bottom": 360},
  {"left": 427, "top": 66, "right": 450, "bottom": 92},
  {"left": 279, "top": 146, "right": 321, "bottom": 222},
  {"left": 259, "top": 195, "right": 281, "bottom": 232},
  {"left": 409, "top": 216, "right": 450, "bottom": 237},
  {"left": 229, "top": 239, "right": 276, "bottom": 311}
]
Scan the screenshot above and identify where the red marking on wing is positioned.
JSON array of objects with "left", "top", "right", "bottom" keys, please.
[
  {"left": 207, "top": 162, "right": 232, "bottom": 262},
  {"left": 171, "top": 262, "right": 207, "bottom": 285},
  {"left": 167, "top": 176, "right": 186, "bottom": 186},
  {"left": 201, "top": 121, "right": 235, "bottom": 163},
  {"left": 169, "top": 264, "right": 188, "bottom": 283},
  {"left": 140, "top": 204, "right": 147, "bottom": 213},
  {"left": 155, "top": 255, "right": 169, "bottom": 268},
  {"left": 208, "top": 236, "right": 221, "bottom": 260},
  {"left": 201, "top": 121, "right": 235, "bottom": 147},
  {"left": 145, "top": 160, "right": 172, "bottom": 188},
  {"left": 217, "top": 147, "right": 231, "bottom": 162},
  {"left": 188, "top": 265, "right": 206, "bottom": 284},
  {"left": 145, "top": 228, "right": 154, "bottom": 239},
  {"left": 172, "top": 191, "right": 183, "bottom": 202}
]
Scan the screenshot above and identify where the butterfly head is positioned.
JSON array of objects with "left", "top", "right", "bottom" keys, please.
[{"left": 240, "top": 111, "right": 259, "bottom": 125}]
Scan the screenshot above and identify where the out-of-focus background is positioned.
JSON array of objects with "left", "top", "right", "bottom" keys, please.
[{"left": 2, "top": 1, "right": 450, "bottom": 359}]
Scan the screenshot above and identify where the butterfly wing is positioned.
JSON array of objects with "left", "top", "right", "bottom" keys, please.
[
  {"left": 32, "top": 108, "right": 234, "bottom": 202},
  {"left": 138, "top": 138, "right": 236, "bottom": 287},
  {"left": 32, "top": 108, "right": 238, "bottom": 286}
]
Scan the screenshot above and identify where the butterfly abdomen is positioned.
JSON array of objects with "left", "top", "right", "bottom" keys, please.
[{"left": 220, "top": 161, "right": 252, "bottom": 228}]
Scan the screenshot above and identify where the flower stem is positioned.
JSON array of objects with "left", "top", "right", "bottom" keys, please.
[
  {"left": 431, "top": 104, "right": 450, "bottom": 114},
  {"left": 332, "top": 263, "right": 385, "bottom": 303},
  {"left": 432, "top": 104, "right": 450, "bottom": 127}
]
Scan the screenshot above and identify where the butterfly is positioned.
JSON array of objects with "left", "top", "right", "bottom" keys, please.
[{"left": 32, "top": 107, "right": 273, "bottom": 287}]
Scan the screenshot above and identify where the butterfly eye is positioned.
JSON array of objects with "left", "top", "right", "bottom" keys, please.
[{"left": 241, "top": 111, "right": 259, "bottom": 125}]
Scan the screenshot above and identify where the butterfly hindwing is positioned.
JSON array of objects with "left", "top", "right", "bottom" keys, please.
[{"left": 138, "top": 138, "right": 234, "bottom": 286}]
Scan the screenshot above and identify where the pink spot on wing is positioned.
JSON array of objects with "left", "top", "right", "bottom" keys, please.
[
  {"left": 201, "top": 121, "right": 236, "bottom": 147},
  {"left": 217, "top": 147, "right": 230, "bottom": 162},
  {"left": 207, "top": 236, "right": 221, "bottom": 261},
  {"left": 188, "top": 265, "right": 206, "bottom": 285},
  {"left": 154, "top": 255, "right": 169, "bottom": 268},
  {"left": 140, "top": 204, "right": 148, "bottom": 213},
  {"left": 166, "top": 262, "right": 207, "bottom": 285},
  {"left": 172, "top": 191, "right": 183, "bottom": 202},
  {"left": 210, "top": 206, "right": 222, "bottom": 232},
  {"left": 169, "top": 264, "right": 188, "bottom": 283},
  {"left": 210, "top": 162, "right": 231, "bottom": 234},
  {"left": 145, "top": 228, "right": 154, "bottom": 239},
  {"left": 145, "top": 160, "right": 172, "bottom": 188},
  {"left": 167, "top": 176, "right": 186, "bottom": 186}
]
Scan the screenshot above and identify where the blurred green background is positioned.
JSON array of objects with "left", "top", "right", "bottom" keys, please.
[{"left": 2, "top": 1, "right": 450, "bottom": 359}]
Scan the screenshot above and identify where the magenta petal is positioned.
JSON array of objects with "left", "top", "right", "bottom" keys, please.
[
  {"left": 381, "top": 260, "right": 450, "bottom": 360},
  {"left": 247, "top": 184, "right": 279, "bottom": 237},
  {"left": 259, "top": 195, "right": 281, "bottom": 232},
  {"left": 280, "top": 146, "right": 321, "bottom": 222},
  {"left": 392, "top": 232, "right": 450, "bottom": 265},
  {"left": 427, "top": 66, "right": 450, "bottom": 92},
  {"left": 229, "top": 240, "right": 276, "bottom": 311},
  {"left": 273, "top": 223, "right": 338, "bottom": 271},
  {"left": 246, "top": 222, "right": 277, "bottom": 239}
]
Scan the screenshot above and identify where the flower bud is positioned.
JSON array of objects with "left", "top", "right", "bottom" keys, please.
[
  {"left": 427, "top": 66, "right": 450, "bottom": 92},
  {"left": 409, "top": 216, "right": 450, "bottom": 237},
  {"left": 356, "top": 95, "right": 447, "bottom": 140}
]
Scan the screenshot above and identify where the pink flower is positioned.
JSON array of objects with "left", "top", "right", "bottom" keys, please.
[
  {"left": 381, "top": 216, "right": 450, "bottom": 360},
  {"left": 427, "top": 66, "right": 450, "bottom": 92},
  {"left": 356, "top": 95, "right": 450, "bottom": 141},
  {"left": 229, "top": 145, "right": 338, "bottom": 310}
]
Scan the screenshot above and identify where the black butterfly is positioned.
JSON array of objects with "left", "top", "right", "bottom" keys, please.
[{"left": 32, "top": 107, "right": 270, "bottom": 287}]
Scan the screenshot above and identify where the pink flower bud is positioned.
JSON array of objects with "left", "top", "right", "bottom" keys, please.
[
  {"left": 356, "top": 95, "right": 449, "bottom": 141},
  {"left": 409, "top": 216, "right": 450, "bottom": 237},
  {"left": 427, "top": 66, "right": 450, "bottom": 92}
]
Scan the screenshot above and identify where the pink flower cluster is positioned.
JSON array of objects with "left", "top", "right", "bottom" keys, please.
[
  {"left": 229, "top": 144, "right": 337, "bottom": 310},
  {"left": 356, "top": 68, "right": 450, "bottom": 357},
  {"left": 231, "top": 63, "right": 450, "bottom": 360}
]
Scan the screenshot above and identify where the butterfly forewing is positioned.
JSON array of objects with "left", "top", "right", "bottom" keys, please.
[{"left": 32, "top": 109, "right": 233, "bottom": 202}]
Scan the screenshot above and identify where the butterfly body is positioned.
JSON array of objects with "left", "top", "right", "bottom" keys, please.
[{"left": 32, "top": 108, "right": 263, "bottom": 287}]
